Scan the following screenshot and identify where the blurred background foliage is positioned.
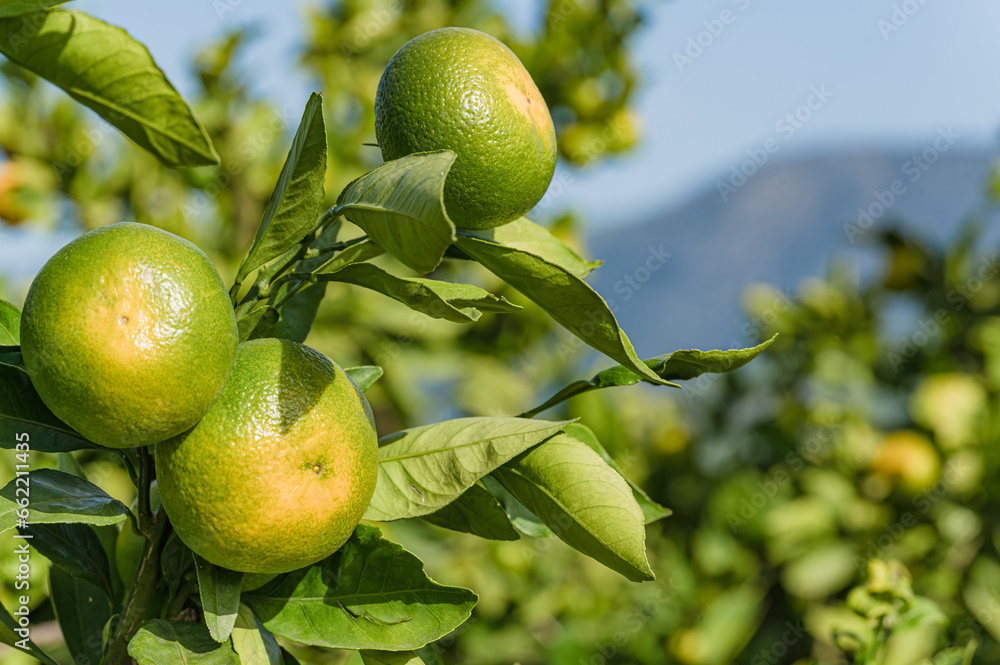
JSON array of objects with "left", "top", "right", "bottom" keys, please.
[{"left": 0, "top": 1, "right": 998, "bottom": 664}]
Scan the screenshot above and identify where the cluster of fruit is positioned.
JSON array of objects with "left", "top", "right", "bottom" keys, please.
[
  {"left": 16, "top": 25, "right": 558, "bottom": 577},
  {"left": 19, "top": 222, "right": 378, "bottom": 574}
]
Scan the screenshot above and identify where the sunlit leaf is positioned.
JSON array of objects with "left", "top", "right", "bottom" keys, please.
[
  {"left": 345, "top": 366, "right": 383, "bottom": 392},
  {"left": 0, "top": 362, "right": 98, "bottom": 452},
  {"left": 523, "top": 336, "right": 777, "bottom": 417},
  {"left": 194, "top": 554, "right": 243, "bottom": 642},
  {"left": 363, "top": 417, "right": 570, "bottom": 521},
  {"left": 0, "top": 10, "right": 217, "bottom": 167},
  {"left": 455, "top": 234, "right": 674, "bottom": 387},
  {"left": 245, "top": 525, "right": 476, "bottom": 650},
  {"left": 237, "top": 92, "right": 327, "bottom": 283},
  {"left": 0, "top": 468, "right": 129, "bottom": 533},
  {"left": 422, "top": 482, "right": 520, "bottom": 541},
  {"left": 493, "top": 433, "right": 654, "bottom": 582},
  {"left": 128, "top": 619, "right": 239, "bottom": 665},
  {"left": 0, "top": 300, "right": 19, "bottom": 345},
  {"left": 334, "top": 151, "right": 456, "bottom": 274}
]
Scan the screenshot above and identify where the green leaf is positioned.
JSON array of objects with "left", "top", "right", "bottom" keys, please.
[
  {"left": 361, "top": 650, "right": 426, "bottom": 665},
  {"left": 245, "top": 524, "right": 477, "bottom": 650},
  {"left": 0, "top": 0, "right": 69, "bottom": 18},
  {"left": 422, "top": 482, "right": 519, "bottom": 541},
  {"left": 421, "top": 481, "right": 519, "bottom": 542},
  {"left": 236, "top": 302, "right": 273, "bottom": 343},
  {"left": 0, "top": 362, "right": 98, "bottom": 452},
  {"left": 522, "top": 335, "right": 778, "bottom": 417},
  {"left": 0, "top": 602, "right": 61, "bottom": 664},
  {"left": 194, "top": 554, "right": 243, "bottom": 643},
  {"left": 562, "top": 423, "right": 671, "bottom": 524},
  {"left": 0, "top": 348, "right": 23, "bottom": 367},
  {"left": 0, "top": 468, "right": 130, "bottom": 533},
  {"left": 0, "top": 10, "right": 216, "bottom": 167},
  {"left": 237, "top": 92, "right": 327, "bottom": 284},
  {"left": 50, "top": 565, "right": 111, "bottom": 665},
  {"left": 0, "top": 300, "right": 19, "bottom": 345},
  {"left": 281, "top": 648, "right": 302, "bottom": 665},
  {"left": 334, "top": 151, "right": 457, "bottom": 274},
  {"left": 363, "top": 417, "right": 571, "bottom": 522},
  {"left": 345, "top": 366, "right": 383, "bottom": 392},
  {"left": 251, "top": 282, "right": 326, "bottom": 343},
  {"left": 128, "top": 619, "right": 239, "bottom": 665},
  {"left": 466, "top": 218, "right": 602, "bottom": 278},
  {"left": 648, "top": 334, "right": 778, "bottom": 381},
  {"left": 454, "top": 234, "right": 674, "bottom": 388},
  {"left": 294, "top": 237, "right": 385, "bottom": 276},
  {"left": 481, "top": 476, "right": 555, "bottom": 538},
  {"left": 232, "top": 604, "right": 283, "bottom": 665},
  {"left": 161, "top": 531, "right": 194, "bottom": 598},
  {"left": 19, "top": 522, "right": 115, "bottom": 597},
  {"left": 318, "top": 263, "right": 521, "bottom": 324},
  {"left": 493, "top": 433, "right": 654, "bottom": 582},
  {"left": 415, "top": 645, "right": 444, "bottom": 665}
]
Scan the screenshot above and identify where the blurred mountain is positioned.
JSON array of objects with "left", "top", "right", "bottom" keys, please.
[{"left": 587, "top": 148, "right": 997, "bottom": 356}]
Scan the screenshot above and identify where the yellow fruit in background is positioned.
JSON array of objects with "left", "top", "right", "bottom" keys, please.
[
  {"left": 870, "top": 431, "right": 940, "bottom": 491},
  {"left": 19, "top": 222, "right": 238, "bottom": 449},
  {"left": 155, "top": 338, "right": 379, "bottom": 574},
  {"left": 375, "top": 27, "right": 557, "bottom": 230}
]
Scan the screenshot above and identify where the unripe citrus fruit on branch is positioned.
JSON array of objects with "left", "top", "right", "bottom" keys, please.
[
  {"left": 19, "top": 222, "right": 238, "bottom": 449},
  {"left": 155, "top": 338, "right": 379, "bottom": 574},
  {"left": 375, "top": 27, "right": 558, "bottom": 230}
]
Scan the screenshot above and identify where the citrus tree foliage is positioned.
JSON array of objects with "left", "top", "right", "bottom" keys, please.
[{"left": 0, "top": 3, "right": 772, "bottom": 664}]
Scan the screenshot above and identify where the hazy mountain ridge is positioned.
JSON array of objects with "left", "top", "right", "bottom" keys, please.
[{"left": 587, "top": 148, "right": 997, "bottom": 355}]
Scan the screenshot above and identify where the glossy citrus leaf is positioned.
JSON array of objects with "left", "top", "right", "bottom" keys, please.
[
  {"left": 0, "top": 468, "right": 129, "bottom": 533},
  {"left": 128, "top": 619, "right": 239, "bottom": 665},
  {"left": 493, "top": 433, "right": 654, "bottom": 582},
  {"left": 237, "top": 92, "right": 327, "bottom": 283},
  {"left": 334, "top": 151, "right": 457, "bottom": 274},
  {"left": 363, "top": 417, "right": 570, "bottom": 521},
  {"left": 194, "top": 554, "right": 243, "bottom": 642},
  {"left": 245, "top": 525, "right": 476, "bottom": 651},
  {"left": 421, "top": 482, "right": 519, "bottom": 541},
  {"left": 0, "top": 10, "right": 217, "bottom": 167},
  {"left": 523, "top": 335, "right": 778, "bottom": 417}
]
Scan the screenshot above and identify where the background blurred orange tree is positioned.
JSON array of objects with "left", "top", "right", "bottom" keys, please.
[{"left": 1, "top": 1, "right": 998, "bottom": 663}]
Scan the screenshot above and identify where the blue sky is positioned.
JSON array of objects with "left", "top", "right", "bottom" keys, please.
[
  {"left": 3, "top": 0, "right": 1000, "bottom": 287},
  {"left": 72, "top": 0, "right": 1000, "bottom": 230}
]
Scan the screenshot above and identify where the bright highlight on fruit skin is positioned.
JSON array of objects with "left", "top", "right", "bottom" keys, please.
[
  {"left": 374, "top": 27, "right": 558, "bottom": 230},
  {"left": 155, "top": 338, "right": 379, "bottom": 575},
  {"left": 19, "top": 222, "right": 239, "bottom": 449}
]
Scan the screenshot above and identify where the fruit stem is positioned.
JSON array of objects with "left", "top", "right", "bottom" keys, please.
[
  {"left": 136, "top": 447, "right": 155, "bottom": 535},
  {"left": 103, "top": 451, "right": 170, "bottom": 665},
  {"left": 266, "top": 234, "right": 371, "bottom": 309},
  {"left": 233, "top": 211, "right": 339, "bottom": 309}
]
